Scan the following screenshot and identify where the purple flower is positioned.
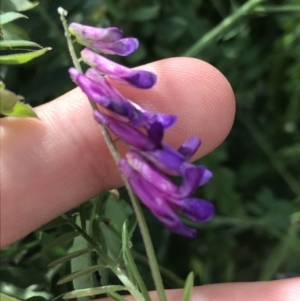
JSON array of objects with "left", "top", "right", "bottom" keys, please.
[
  {"left": 81, "top": 48, "right": 157, "bottom": 89},
  {"left": 85, "top": 68, "right": 176, "bottom": 130},
  {"left": 70, "top": 67, "right": 176, "bottom": 129},
  {"left": 119, "top": 159, "right": 214, "bottom": 238},
  {"left": 125, "top": 150, "right": 211, "bottom": 198},
  {"left": 69, "top": 67, "right": 137, "bottom": 120},
  {"left": 178, "top": 136, "right": 201, "bottom": 160},
  {"left": 69, "top": 23, "right": 138, "bottom": 56},
  {"left": 94, "top": 111, "right": 163, "bottom": 151}
]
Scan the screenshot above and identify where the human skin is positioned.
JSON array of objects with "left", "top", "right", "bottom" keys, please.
[{"left": 0, "top": 57, "right": 299, "bottom": 300}]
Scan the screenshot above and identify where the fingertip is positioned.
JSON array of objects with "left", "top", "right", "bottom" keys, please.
[{"left": 116, "top": 57, "right": 235, "bottom": 158}]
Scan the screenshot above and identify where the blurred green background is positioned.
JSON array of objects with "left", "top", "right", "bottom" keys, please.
[{"left": 1, "top": 0, "right": 300, "bottom": 299}]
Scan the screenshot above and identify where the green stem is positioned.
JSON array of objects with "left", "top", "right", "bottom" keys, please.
[
  {"left": 254, "top": 5, "right": 300, "bottom": 13},
  {"left": 61, "top": 214, "right": 146, "bottom": 301},
  {"left": 183, "top": 0, "right": 266, "bottom": 56},
  {"left": 124, "top": 186, "right": 168, "bottom": 301},
  {"left": 58, "top": 7, "right": 82, "bottom": 72}
]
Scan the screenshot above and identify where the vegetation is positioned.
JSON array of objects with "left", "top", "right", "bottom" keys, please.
[{"left": 1, "top": 0, "right": 299, "bottom": 300}]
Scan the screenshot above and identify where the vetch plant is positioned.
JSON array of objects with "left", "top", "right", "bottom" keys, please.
[
  {"left": 67, "top": 21, "right": 214, "bottom": 238},
  {"left": 56, "top": 6, "right": 214, "bottom": 301}
]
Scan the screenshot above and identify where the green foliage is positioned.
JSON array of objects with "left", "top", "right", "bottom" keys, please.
[{"left": 1, "top": 0, "right": 300, "bottom": 300}]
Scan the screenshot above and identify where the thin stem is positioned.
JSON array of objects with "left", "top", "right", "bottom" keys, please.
[
  {"left": 61, "top": 214, "right": 146, "bottom": 301},
  {"left": 58, "top": 7, "right": 82, "bottom": 72},
  {"left": 123, "top": 183, "right": 168, "bottom": 301},
  {"left": 183, "top": 0, "right": 266, "bottom": 56},
  {"left": 254, "top": 5, "right": 300, "bottom": 13}
]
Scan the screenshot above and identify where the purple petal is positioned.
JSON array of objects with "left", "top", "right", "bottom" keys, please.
[
  {"left": 125, "top": 151, "right": 177, "bottom": 195},
  {"left": 146, "top": 112, "right": 177, "bottom": 129},
  {"left": 75, "top": 71, "right": 140, "bottom": 119},
  {"left": 68, "top": 67, "right": 82, "bottom": 83},
  {"left": 119, "top": 159, "right": 197, "bottom": 238},
  {"left": 198, "top": 168, "right": 213, "bottom": 186},
  {"left": 92, "top": 38, "right": 139, "bottom": 56},
  {"left": 129, "top": 101, "right": 177, "bottom": 129},
  {"left": 81, "top": 48, "right": 157, "bottom": 89},
  {"left": 175, "top": 164, "right": 212, "bottom": 198},
  {"left": 76, "top": 74, "right": 111, "bottom": 106},
  {"left": 94, "top": 111, "right": 159, "bottom": 150},
  {"left": 178, "top": 137, "right": 201, "bottom": 160},
  {"left": 147, "top": 122, "right": 164, "bottom": 145},
  {"left": 175, "top": 165, "right": 206, "bottom": 198},
  {"left": 180, "top": 198, "right": 215, "bottom": 222},
  {"left": 133, "top": 103, "right": 176, "bottom": 129},
  {"left": 69, "top": 23, "right": 123, "bottom": 42},
  {"left": 142, "top": 144, "right": 186, "bottom": 175},
  {"left": 85, "top": 68, "right": 134, "bottom": 105}
]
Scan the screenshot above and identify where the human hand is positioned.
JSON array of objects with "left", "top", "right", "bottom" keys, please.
[{"left": 1, "top": 57, "right": 299, "bottom": 299}]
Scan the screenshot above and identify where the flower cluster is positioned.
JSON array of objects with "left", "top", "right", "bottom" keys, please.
[{"left": 69, "top": 23, "right": 214, "bottom": 238}]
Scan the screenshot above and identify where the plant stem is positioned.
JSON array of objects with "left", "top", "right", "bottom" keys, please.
[
  {"left": 123, "top": 183, "right": 168, "bottom": 301},
  {"left": 254, "top": 5, "right": 300, "bottom": 13},
  {"left": 183, "top": 0, "right": 266, "bottom": 56},
  {"left": 61, "top": 214, "right": 146, "bottom": 301},
  {"left": 58, "top": 7, "right": 82, "bottom": 72}
]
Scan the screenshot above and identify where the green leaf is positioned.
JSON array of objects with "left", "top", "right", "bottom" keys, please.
[
  {"left": 42, "top": 231, "right": 79, "bottom": 252},
  {"left": 127, "top": 215, "right": 137, "bottom": 239},
  {"left": 57, "top": 264, "right": 107, "bottom": 285},
  {"left": 70, "top": 221, "right": 96, "bottom": 290},
  {"left": 0, "top": 47, "right": 51, "bottom": 64},
  {"left": 38, "top": 216, "right": 68, "bottom": 231},
  {"left": 125, "top": 4, "right": 160, "bottom": 22},
  {"left": 1, "top": 22, "right": 29, "bottom": 40},
  {"left": 9, "top": 0, "right": 39, "bottom": 11},
  {"left": 0, "top": 293, "right": 21, "bottom": 301},
  {"left": 0, "top": 40, "right": 42, "bottom": 48},
  {"left": 62, "top": 285, "right": 127, "bottom": 299},
  {"left": 1, "top": 100, "right": 38, "bottom": 118},
  {"left": 106, "top": 289, "right": 128, "bottom": 301},
  {"left": 0, "top": 12, "right": 27, "bottom": 25},
  {"left": 181, "top": 272, "right": 194, "bottom": 301},
  {"left": 0, "top": 89, "right": 23, "bottom": 112},
  {"left": 48, "top": 248, "right": 91, "bottom": 268}
]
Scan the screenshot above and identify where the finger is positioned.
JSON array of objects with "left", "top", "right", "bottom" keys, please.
[
  {"left": 115, "top": 278, "right": 299, "bottom": 301},
  {"left": 164, "top": 278, "right": 300, "bottom": 301},
  {"left": 0, "top": 57, "right": 235, "bottom": 247}
]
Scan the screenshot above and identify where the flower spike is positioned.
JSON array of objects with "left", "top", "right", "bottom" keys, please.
[{"left": 69, "top": 22, "right": 215, "bottom": 238}]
